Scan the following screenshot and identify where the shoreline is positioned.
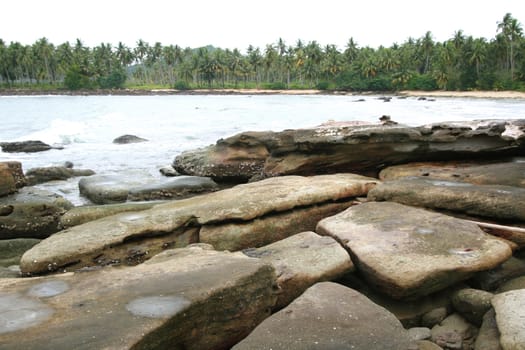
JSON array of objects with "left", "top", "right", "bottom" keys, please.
[{"left": 1, "top": 88, "right": 525, "bottom": 99}]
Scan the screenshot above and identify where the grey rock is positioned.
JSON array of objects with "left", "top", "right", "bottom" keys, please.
[
  {"left": 128, "top": 176, "right": 218, "bottom": 201},
  {"left": 422, "top": 307, "right": 450, "bottom": 329},
  {"left": 497, "top": 276, "right": 525, "bottom": 293},
  {"left": 112, "top": 134, "right": 148, "bottom": 144},
  {"left": 233, "top": 282, "right": 411, "bottom": 350},
  {"left": 451, "top": 288, "right": 494, "bottom": 326},
  {"left": 491, "top": 289, "right": 525, "bottom": 350},
  {"left": 474, "top": 309, "right": 502, "bottom": 350},
  {"left": 25, "top": 166, "right": 95, "bottom": 185},
  {"left": 408, "top": 327, "right": 432, "bottom": 341},
  {"left": 431, "top": 313, "right": 477, "bottom": 350},
  {"left": 0, "top": 140, "right": 53, "bottom": 153},
  {"left": 470, "top": 256, "right": 525, "bottom": 291},
  {"left": 0, "top": 239, "right": 41, "bottom": 267}
]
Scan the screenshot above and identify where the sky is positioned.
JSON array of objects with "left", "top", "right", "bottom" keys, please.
[{"left": 1, "top": 0, "right": 524, "bottom": 52}]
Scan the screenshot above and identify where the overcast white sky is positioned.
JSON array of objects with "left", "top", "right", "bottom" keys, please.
[{"left": 1, "top": 0, "right": 524, "bottom": 51}]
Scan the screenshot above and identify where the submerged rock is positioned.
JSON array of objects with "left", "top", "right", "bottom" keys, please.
[
  {"left": 316, "top": 202, "right": 512, "bottom": 299},
  {"left": 21, "top": 174, "right": 377, "bottom": 275},
  {"left": 0, "top": 245, "right": 277, "bottom": 349},
  {"left": 0, "top": 188, "right": 73, "bottom": 239},
  {"left": 174, "top": 119, "right": 525, "bottom": 181},
  {"left": 25, "top": 166, "right": 95, "bottom": 185},
  {"left": 368, "top": 177, "right": 525, "bottom": 222},
  {"left": 233, "top": 282, "right": 411, "bottom": 350},
  {"left": 112, "top": 134, "right": 148, "bottom": 144},
  {"left": 0, "top": 238, "right": 40, "bottom": 267},
  {"left": 0, "top": 161, "right": 26, "bottom": 197}
]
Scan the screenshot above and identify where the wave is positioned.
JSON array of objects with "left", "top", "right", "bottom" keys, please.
[{"left": 17, "top": 119, "right": 87, "bottom": 145}]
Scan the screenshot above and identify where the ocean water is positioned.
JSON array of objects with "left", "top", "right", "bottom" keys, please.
[{"left": 1, "top": 94, "right": 523, "bottom": 204}]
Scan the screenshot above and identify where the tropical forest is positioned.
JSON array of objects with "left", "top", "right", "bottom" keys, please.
[{"left": 0, "top": 13, "right": 523, "bottom": 92}]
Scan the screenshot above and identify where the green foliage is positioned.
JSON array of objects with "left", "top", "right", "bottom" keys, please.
[
  {"left": 262, "top": 82, "right": 287, "bottom": 90},
  {"left": 98, "top": 67, "right": 127, "bottom": 89},
  {"left": 406, "top": 74, "right": 438, "bottom": 91},
  {"left": 64, "top": 65, "right": 92, "bottom": 90},
  {"left": 173, "top": 80, "right": 190, "bottom": 90}
]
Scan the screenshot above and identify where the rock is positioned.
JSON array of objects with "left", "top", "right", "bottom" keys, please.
[
  {"left": 21, "top": 174, "right": 378, "bottom": 275},
  {"left": 451, "top": 288, "right": 494, "bottom": 326},
  {"left": 127, "top": 176, "right": 218, "bottom": 201},
  {"left": 59, "top": 201, "right": 165, "bottom": 229},
  {"left": 368, "top": 177, "right": 525, "bottom": 222},
  {"left": 0, "top": 245, "right": 277, "bottom": 349},
  {"left": 200, "top": 201, "right": 356, "bottom": 251},
  {"left": 233, "top": 282, "right": 411, "bottom": 349},
  {"left": 316, "top": 202, "right": 512, "bottom": 299},
  {"left": 79, "top": 174, "right": 217, "bottom": 204},
  {"left": 0, "top": 140, "right": 54, "bottom": 153},
  {"left": 408, "top": 327, "right": 432, "bottom": 341},
  {"left": 496, "top": 276, "right": 525, "bottom": 293},
  {"left": 0, "top": 265, "right": 21, "bottom": 278},
  {"left": 491, "top": 289, "right": 525, "bottom": 350},
  {"left": 422, "top": 307, "right": 450, "bottom": 329},
  {"left": 25, "top": 166, "right": 95, "bottom": 185},
  {"left": 470, "top": 256, "right": 525, "bottom": 291},
  {"left": 242, "top": 231, "right": 353, "bottom": 310},
  {"left": 431, "top": 313, "right": 477, "bottom": 350},
  {"left": 0, "top": 161, "right": 26, "bottom": 196},
  {"left": 159, "top": 165, "right": 180, "bottom": 177},
  {"left": 0, "top": 188, "right": 73, "bottom": 239},
  {"left": 474, "top": 309, "right": 502, "bottom": 350},
  {"left": 174, "top": 119, "right": 525, "bottom": 181},
  {"left": 0, "top": 239, "right": 40, "bottom": 267},
  {"left": 379, "top": 161, "right": 525, "bottom": 188},
  {"left": 112, "top": 134, "right": 148, "bottom": 144},
  {"left": 416, "top": 340, "right": 444, "bottom": 350}
]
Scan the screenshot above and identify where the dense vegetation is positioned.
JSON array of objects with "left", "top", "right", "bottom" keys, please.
[{"left": 1, "top": 13, "right": 523, "bottom": 91}]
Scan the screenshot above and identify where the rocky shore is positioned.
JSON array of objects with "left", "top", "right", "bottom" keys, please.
[{"left": 1, "top": 118, "right": 525, "bottom": 349}]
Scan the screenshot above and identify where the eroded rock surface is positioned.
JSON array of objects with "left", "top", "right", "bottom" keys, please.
[
  {"left": 233, "top": 282, "right": 411, "bottom": 350},
  {"left": 0, "top": 245, "right": 277, "bottom": 350},
  {"left": 316, "top": 202, "right": 512, "bottom": 299},
  {"left": 0, "top": 161, "right": 26, "bottom": 196}
]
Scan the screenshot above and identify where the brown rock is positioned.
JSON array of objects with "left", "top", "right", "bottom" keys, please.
[{"left": 0, "top": 161, "right": 26, "bottom": 197}]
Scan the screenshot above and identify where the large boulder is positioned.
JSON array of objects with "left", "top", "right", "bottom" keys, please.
[
  {"left": 368, "top": 177, "right": 525, "bottom": 222},
  {"left": 491, "top": 289, "right": 525, "bottom": 350},
  {"left": 21, "top": 174, "right": 378, "bottom": 275},
  {"left": 0, "top": 161, "right": 26, "bottom": 197},
  {"left": 379, "top": 161, "right": 525, "bottom": 188},
  {"left": 232, "top": 282, "right": 411, "bottom": 349},
  {"left": 200, "top": 201, "right": 356, "bottom": 251},
  {"left": 79, "top": 174, "right": 217, "bottom": 204},
  {"left": 0, "top": 140, "right": 54, "bottom": 153},
  {"left": 0, "top": 245, "right": 277, "bottom": 349},
  {"left": 0, "top": 188, "right": 73, "bottom": 239},
  {"left": 316, "top": 202, "right": 512, "bottom": 299},
  {"left": 174, "top": 119, "right": 525, "bottom": 181},
  {"left": 242, "top": 231, "right": 354, "bottom": 309},
  {"left": 25, "top": 166, "right": 95, "bottom": 185}
]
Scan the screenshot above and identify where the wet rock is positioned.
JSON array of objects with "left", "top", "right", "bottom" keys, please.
[
  {"left": 112, "top": 134, "right": 148, "bottom": 144},
  {"left": 0, "top": 239, "right": 40, "bottom": 267},
  {"left": 59, "top": 201, "right": 165, "bottom": 229},
  {"left": 496, "top": 276, "right": 525, "bottom": 293},
  {"left": 474, "top": 309, "right": 502, "bottom": 350},
  {"left": 233, "top": 282, "right": 411, "bottom": 350},
  {"left": 316, "top": 202, "right": 512, "bottom": 299},
  {"left": 128, "top": 176, "right": 218, "bottom": 201},
  {"left": 0, "top": 161, "right": 26, "bottom": 197},
  {"left": 0, "top": 140, "right": 53, "bottom": 153},
  {"left": 78, "top": 174, "right": 155, "bottom": 204},
  {"left": 379, "top": 161, "right": 525, "bottom": 188},
  {"left": 25, "top": 166, "right": 95, "bottom": 185},
  {"left": 431, "top": 313, "right": 477, "bottom": 350},
  {"left": 451, "top": 288, "right": 494, "bottom": 326},
  {"left": 159, "top": 165, "right": 179, "bottom": 177},
  {"left": 491, "top": 289, "right": 525, "bottom": 350},
  {"left": 0, "top": 265, "right": 21, "bottom": 278},
  {"left": 200, "top": 201, "right": 356, "bottom": 251},
  {"left": 0, "top": 188, "right": 73, "bottom": 239},
  {"left": 368, "top": 177, "right": 525, "bottom": 222},
  {"left": 0, "top": 245, "right": 277, "bottom": 349},
  {"left": 242, "top": 231, "right": 353, "bottom": 310},
  {"left": 174, "top": 119, "right": 525, "bottom": 181},
  {"left": 22, "top": 174, "right": 377, "bottom": 275}
]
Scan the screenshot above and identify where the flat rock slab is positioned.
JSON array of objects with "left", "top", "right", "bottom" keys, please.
[
  {"left": 21, "top": 174, "right": 378, "bottom": 275},
  {"left": 200, "top": 201, "right": 356, "bottom": 251},
  {"left": 379, "top": 161, "right": 525, "bottom": 188},
  {"left": 0, "top": 188, "right": 73, "bottom": 239},
  {"left": 316, "top": 202, "right": 512, "bottom": 299},
  {"left": 368, "top": 177, "right": 525, "bottom": 222},
  {"left": 79, "top": 174, "right": 218, "bottom": 204},
  {"left": 0, "top": 245, "right": 277, "bottom": 350},
  {"left": 232, "top": 282, "right": 411, "bottom": 350},
  {"left": 492, "top": 289, "right": 525, "bottom": 350},
  {"left": 59, "top": 201, "right": 166, "bottom": 229},
  {"left": 25, "top": 166, "right": 95, "bottom": 185},
  {"left": 242, "top": 231, "right": 353, "bottom": 309}
]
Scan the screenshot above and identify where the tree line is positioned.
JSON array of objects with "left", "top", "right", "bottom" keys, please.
[{"left": 0, "top": 13, "right": 523, "bottom": 91}]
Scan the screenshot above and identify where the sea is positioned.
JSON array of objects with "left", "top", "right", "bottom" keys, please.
[{"left": 1, "top": 94, "right": 523, "bottom": 205}]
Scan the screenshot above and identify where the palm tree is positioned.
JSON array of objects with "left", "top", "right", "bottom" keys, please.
[
  {"left": 497, "top": 13, "right": 523, "bottom": 80},
  {"left": 469, "top": 38, "right": 487, "bottom": 79}
]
